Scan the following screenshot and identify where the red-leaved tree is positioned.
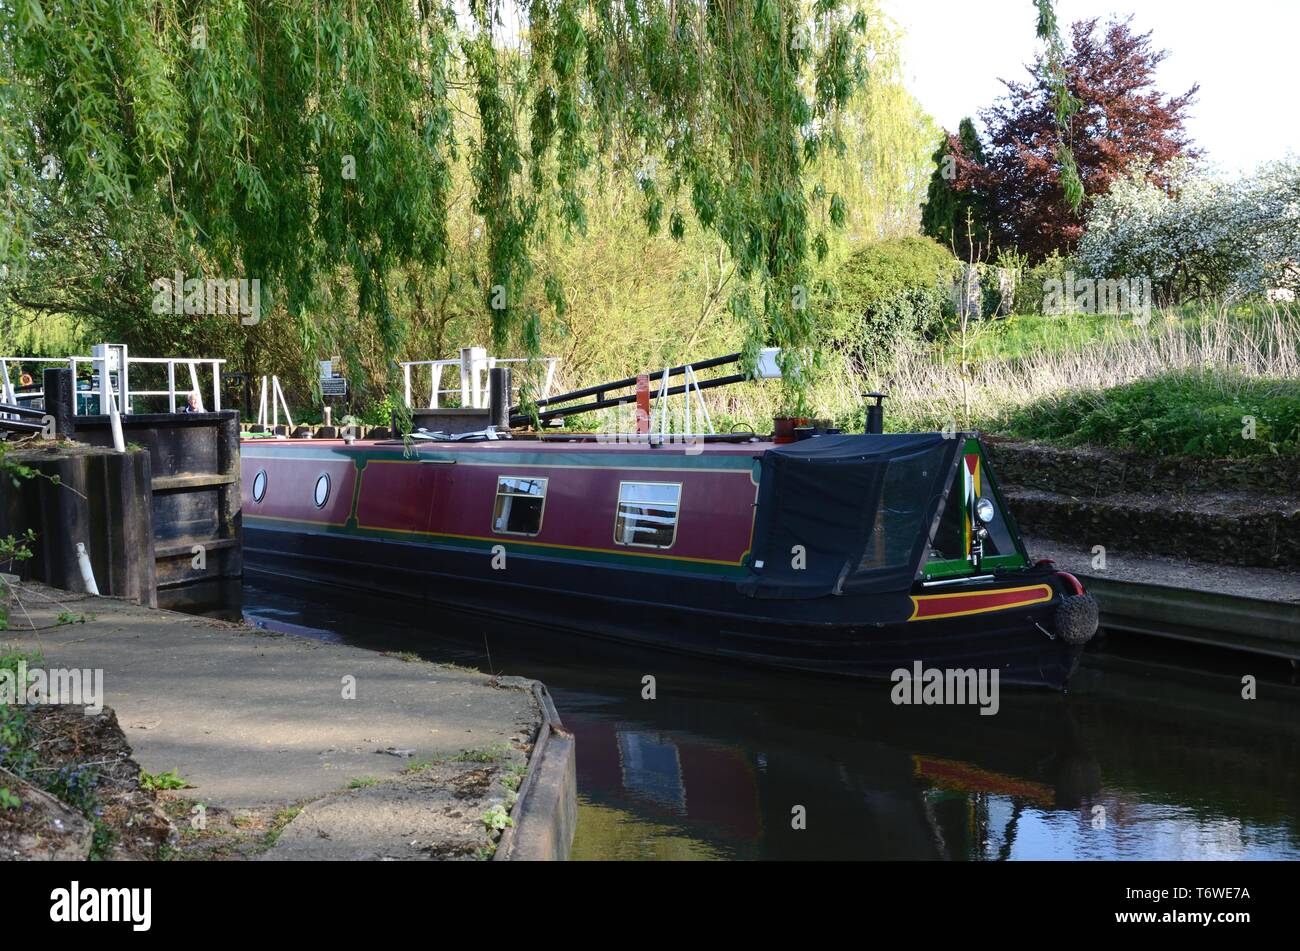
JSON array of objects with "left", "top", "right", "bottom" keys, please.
[{"left": 950, "top": 16, "right": 1199, "bottom": 260}]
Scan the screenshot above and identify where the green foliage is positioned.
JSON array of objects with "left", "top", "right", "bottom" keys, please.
[
  {"left": 0, "top": 445, "right": 37, "bottom": 631},
  {"left": 1010, "top": 251, "right": 1075, "bottom": 315},
  {"left": 1033, "top": 0, "right": 1084, "bottom": 213},
  {"left": 356, "top": 393, "right": 401, "bottom": 428},
  {"left": 0, "top": 0, "right": 873, "bottom": 411},
  {"left": 1006, "top": 372, "right": 1300, "bottom": 458},
  {"left": 482, "top": 802, "right": 513, "bottom": 833},
  {"left": 920, "top": 118, "right": 989, "bottom": 254},
  {"left": 139, "top": 768, "right": 189, "bottom": 791},
  {"left": 829, "top": 237, "right": 958, "bottom": 360},
  {"left": 936, "top": 310, "right": 1139, "bottom": 365}
]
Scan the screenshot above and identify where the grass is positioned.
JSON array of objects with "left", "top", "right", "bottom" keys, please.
[
  {"left": 862, "top": 305, "right": 1300, "bottom": 459},
  {"left": 935, "top": 310, "right": 1147, "bottom": 364},
  {"left": 1006, "top": 372, "right": 1300, "bottom": 457},
  {"left": 262, "top": 806, "right": 303, "bottom": 849}
]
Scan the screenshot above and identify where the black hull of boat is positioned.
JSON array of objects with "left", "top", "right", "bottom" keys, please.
[{"left": 244, "top": 526, "right": 1084, "bottom": 690}]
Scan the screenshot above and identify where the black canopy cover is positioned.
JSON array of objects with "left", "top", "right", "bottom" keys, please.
[{"left": 738, "top": 433, "right": 963, "bottom": 600}]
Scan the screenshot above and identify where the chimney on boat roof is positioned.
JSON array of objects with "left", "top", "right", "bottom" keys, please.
[
  {"left": 489, "top": 366, "right": 512, "bottom": 432},
  {"left": 863, "top": 392, "right": 886, "bottom": 435}
]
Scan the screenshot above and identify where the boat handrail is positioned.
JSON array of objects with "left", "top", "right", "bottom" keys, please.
[{"left": 399, "top": 347, "right": 559, "bottom": 410}]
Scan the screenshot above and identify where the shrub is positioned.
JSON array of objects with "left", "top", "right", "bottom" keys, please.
[
  {"left": 829, "top": 237, "right": 959, "bottom": 362},
  {"left": 1005, "top": 371, "right": 1300, "bottom": 458},
  {"left": 1012, "top": 251, "right": 1075, "bottom": 315}
]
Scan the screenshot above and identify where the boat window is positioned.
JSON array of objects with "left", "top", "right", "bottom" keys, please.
[
  {"left": 615, "top": 482, "right": 681, "bottom": 549},
  {"left": 252, "top": 469, "right": 267, "bottom": 504},
  {"left": 492, "top": 476, "right": 547, "bottom": 536},
  {"left": 928, "top": 469, "right": 966, "bottom": 562},
  {"left": 980, "top": 493, "right": 1019, "bottom": 557},
  {"left": 859, "top": 448, "right": 944, "bottom": 571},
  {"left": 314, "top": 473, "right": 331, "bottom": 508}
]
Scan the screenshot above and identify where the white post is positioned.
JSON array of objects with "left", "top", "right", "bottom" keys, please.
[
  {"left": 75, "top": 542, "right": 100, "bottom": 596},
  {"left": 257, "top": 376, "right": 268, "bottom": 427},
  {"left": 273, "top": 376, "right": 294, "bottom": 429},
  {"left": 683, "top": 366, "right": 692, "bottom": 435},
  {"left": 459, "top": 348, "right": 473, "bottom": 407},
  {"left": 211, "top": 360, "right": 221, "bottom": 412},
  {"left": 187, "top": 361, "right": 205, "bottom": 412},
  {"left": 167, "top": 361, "right": 177, "bottom": 413},
  {"left": 656, "top": 367, "right": 671, "bottom": 439},
  {"left": 101, "top": 352, "right": 125, "bottom": 452},
  {"left": 429, "top": 364, "right": 444, "bottom": 408},
  {"left": 0, "top": 358, "right": 14, "bottom": 405},
  {"left": 119, "top": 343, "right": 130, "bottom": 414},
  {"left": 542, "top": 358, "right": 558, "bottom": 399},
  {"left": 472, "top": 348, "right": 488, "bottom": 407},
  {"left": 403, "top": 362, "right": 412, "bottom": 409}
]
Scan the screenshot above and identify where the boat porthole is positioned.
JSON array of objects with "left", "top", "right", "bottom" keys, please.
[
  {"left": 314, "top": 472, "right": 331, "bottom": 508},
  {"left": 252, "top": 469, "right": 267, "bottom": 503}
]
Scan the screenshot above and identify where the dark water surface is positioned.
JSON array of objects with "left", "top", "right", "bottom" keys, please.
[{"left": 236, "top": 571, "right": 1300, "bottom": 860}]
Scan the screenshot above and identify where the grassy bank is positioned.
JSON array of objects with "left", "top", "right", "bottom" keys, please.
[{"left": 865, "top": 306, "right": 1300, "bottom": 459}]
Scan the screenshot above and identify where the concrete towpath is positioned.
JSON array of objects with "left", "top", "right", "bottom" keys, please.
[
  {"left": 1026, "top": 536, "right": 1300, "bottom": 662},
  {"left": 1027, "top": 536, "right": 1300, "bottom": 603},
  {"left": 2, "top": 582, "right": 544, "bottom": 859}
]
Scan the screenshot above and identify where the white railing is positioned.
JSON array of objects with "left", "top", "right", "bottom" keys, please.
[
  {"left": 652, "top": 364, "right": 716, "bottom": 436},
  {"left": 0, "top": 345, "right": 225, "bottom": 416},
  {"left": 401, "top": 346, "right": 559, "bottom": 410},
  {"left": 254, "top": 375, "right": 294, "bottom": 430}
]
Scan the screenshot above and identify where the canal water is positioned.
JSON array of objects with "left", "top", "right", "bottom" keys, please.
[{"left": 237, "top": 571, "right": 1300, "bottom": 860}]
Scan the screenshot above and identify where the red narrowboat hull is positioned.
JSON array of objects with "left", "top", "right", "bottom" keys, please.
[{"left": 240, "top": 437, "right": 1089, "bottom": 689}]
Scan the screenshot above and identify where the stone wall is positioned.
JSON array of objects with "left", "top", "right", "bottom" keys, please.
[
  {"left": 984, "top": 438, "right": 1300, "bottom": 498},
  {"left": 985, "top": 439, "right": 1300, "bottom": 569}
]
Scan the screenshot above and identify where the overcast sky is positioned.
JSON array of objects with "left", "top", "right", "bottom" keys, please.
[{"left": 881, "top": 0, "right": 1300, "bottom": 174}]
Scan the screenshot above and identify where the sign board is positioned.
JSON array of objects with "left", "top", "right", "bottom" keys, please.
[
  {"left": 91, "top": 343, "right": 126, "bottom": 372},
  {"left": 320, "top": 376, "right": 348, "bottom": 398},
  {"left": 318, "top": 360, "right": 334, "bottom": 380}
]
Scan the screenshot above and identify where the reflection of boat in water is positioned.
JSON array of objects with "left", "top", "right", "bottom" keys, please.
[
  {"left": 240, "top": 574, "right": 1300, "bottom": 860},
  {"left": 242, "top": 426, "right": 1098, "bottom": 688}
]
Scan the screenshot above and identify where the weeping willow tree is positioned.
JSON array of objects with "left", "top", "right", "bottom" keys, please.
[
  {"left": 0, "top": 0, "right": 873, "bottom": 410},
  {"left": 815, "top": 3, "right": 937, "bottom": 244}
]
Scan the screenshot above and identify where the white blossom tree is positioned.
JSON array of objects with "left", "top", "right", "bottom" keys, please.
[{"left": 1079, "top": 158, "right": 1300, "bottom": 305}]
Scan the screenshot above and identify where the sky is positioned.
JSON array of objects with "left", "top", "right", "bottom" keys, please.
[{"left": 881, "top": 0, "right": 1300, "bottom": 174}]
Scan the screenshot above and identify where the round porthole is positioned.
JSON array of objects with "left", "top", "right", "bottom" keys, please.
[
  {"left": 314, "top": 472, "right": 331, "bottom": 508},
  {"left": 252, "top": 469, "right": 267, "bottom": 503}
]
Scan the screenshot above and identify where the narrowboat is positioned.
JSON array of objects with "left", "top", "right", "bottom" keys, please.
[{"left": 240, "top": 372, "right": 1099, "bottom": 689}]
